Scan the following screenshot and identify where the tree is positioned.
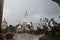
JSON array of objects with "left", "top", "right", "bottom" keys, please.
[
  {"left": 59, "top": 16, "right": 60, "bottom": 18},
  {"left": 9, "top": 25, "right": 16, "bottom": 32}
]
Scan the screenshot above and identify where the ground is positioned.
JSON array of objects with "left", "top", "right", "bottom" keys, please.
[{"left": 15, "top": 33, "right": 45, "bottom": 40}]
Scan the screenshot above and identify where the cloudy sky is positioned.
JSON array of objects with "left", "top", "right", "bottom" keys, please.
[{"left": 2, "top": 0, "right": 60, "bottom": 25}]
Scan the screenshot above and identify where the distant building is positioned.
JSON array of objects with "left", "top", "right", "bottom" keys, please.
[
  {"left": 23, "top": 10, "right": 31, "bottom": 26},
  {"left": 2, "top": 18, "right": 8, "bottom": 30},
  {"left": 22, "top": 10, "right": 33, "bottom": 31},
  {"left": 17, "top": 21, "right": 22, "bottom": 32},
  {"left": 16, "top": 10, "right": 34, "bottom": 32}
]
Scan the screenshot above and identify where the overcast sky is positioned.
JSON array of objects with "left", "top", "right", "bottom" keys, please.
[{"left": 2, "top": 0, "right": 60, "bottom": 25}]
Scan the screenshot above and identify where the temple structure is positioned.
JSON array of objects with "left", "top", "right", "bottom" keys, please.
[
  {"left": 17, "top": 10, "right": 33, "bottom": 32},
  {"left": 16, "top": 21, "right": 22, "bottom": 32},
  {"left": 22, "top": 10, "right": 33, "bottom": 31},
  {"left": 2, "top": 18, "right": 8, "bottom": 30}
]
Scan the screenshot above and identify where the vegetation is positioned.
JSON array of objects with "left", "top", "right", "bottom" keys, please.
[
  {"left": 39, "top": 24, "right": 60, "bottom": 40},
  {"left": 39, "top": 18, "right": 60, "bottom": 40},
  {"left": 4, "top": 25, "right": 16, "bottom": 33},
  {"left": 39, "top": 35, "right": 60, "bottom": 40}
]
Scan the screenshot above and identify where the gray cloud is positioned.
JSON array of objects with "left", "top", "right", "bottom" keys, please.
[{"left": 3, "top": 0, "right": 60, "bottom": 25}]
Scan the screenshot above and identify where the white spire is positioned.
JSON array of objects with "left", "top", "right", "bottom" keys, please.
[
  {"left": 4, "top": 18, "right": 6, "bottom": 21},
  {"left": 3, "top": 18, "right": 7, "bottom": 24},
  {"left": 19, "top": 20, "right": 20, "bottom": 25},
  {"left": 25, "top": 10, "right": 28, "bottom": 19},
  {"left": 24, "top": 10, "right": 28, "bottom": 22}
]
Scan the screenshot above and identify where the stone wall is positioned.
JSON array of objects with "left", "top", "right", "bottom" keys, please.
[{"left": 0, "top": 0, "right": 4, "bottom": 33}]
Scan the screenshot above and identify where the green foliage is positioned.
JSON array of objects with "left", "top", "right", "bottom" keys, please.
[
  {"left": 39, "top": 18, "right": 60, "bottom": 40},
  {"left": 9, "top": 25, "right": 16, "bottom": 32},
  {"left": 5, "top": 27, "right": 9, "bottom": 33},
  {"left": 5, "top": 25, "right": 16, "bottom": 33},
  {"left": 39, "top": 35, "right": 60, "bottom": 40},
  {"left": 39, "top": 25, "right": 60, "bottom": 40},
  {"left": 36, "top": 27, "right": 41, "bottom": 34}
]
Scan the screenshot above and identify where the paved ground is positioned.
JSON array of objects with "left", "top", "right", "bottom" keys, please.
[{"left": 15, "top": 33, "right": 45, "bottom": 40}]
